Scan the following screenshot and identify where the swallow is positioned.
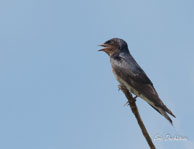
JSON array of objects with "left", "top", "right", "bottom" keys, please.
[{"left": 99, "top": 38, "right": 176, "bottom": 124}]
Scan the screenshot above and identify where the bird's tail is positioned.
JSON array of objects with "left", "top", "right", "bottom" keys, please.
[
  {"left": 150, "top": 104, "right": 176, "bottom": 125},
  {"left": 163, "top": 104, "right": 176, "bottom": 118}
]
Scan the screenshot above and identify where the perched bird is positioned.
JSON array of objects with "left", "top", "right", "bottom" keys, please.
[{"left": 99, "top": 38, "right": 175, "bottom": 124}]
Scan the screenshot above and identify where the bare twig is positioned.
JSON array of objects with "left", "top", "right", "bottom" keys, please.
[{"left": 118, "top": 85, "right": 156, "bottom": 149}]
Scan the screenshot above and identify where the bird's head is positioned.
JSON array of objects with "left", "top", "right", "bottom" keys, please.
[{"left": 98, "top": 38, "right": 129, "bottom": 56}]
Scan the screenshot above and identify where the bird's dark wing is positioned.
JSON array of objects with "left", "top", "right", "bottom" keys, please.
[
  {"left": 131, "top": 69, "right": 153, "bottom": 85},
  {"left": 112, "top": 54, "right": 153, "bottom": 86}
]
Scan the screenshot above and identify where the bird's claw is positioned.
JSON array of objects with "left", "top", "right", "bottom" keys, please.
[
  {"left": 134, "top": 95, "right": 137, "bottom": 99},
  {"left": 124, "top": 101, "right": 129, "bottom": 106}
]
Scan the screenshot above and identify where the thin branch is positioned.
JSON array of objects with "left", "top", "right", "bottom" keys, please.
[{"left": 119, "top": 85, "right": 156, "bottom": 149}]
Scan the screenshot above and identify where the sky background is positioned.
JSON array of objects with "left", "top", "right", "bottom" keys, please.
[{"left": 0, "top": 0, "right": 194, "bottom": 149}]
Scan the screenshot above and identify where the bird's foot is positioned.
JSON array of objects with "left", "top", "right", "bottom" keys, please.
[
  {"left": 124, "top": 101, "right": 129, "bottom": 106},
  {"left": 118, "top": 85, "right": 127, "bottom": 91},
  {"left": 133, "top": 95, "right": 137, "bottom": 100},
  {"left": 118, "top": 85, "right": 122, "bottom": 91}
]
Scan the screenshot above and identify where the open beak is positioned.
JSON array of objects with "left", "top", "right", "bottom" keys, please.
[{"left": 98, "top": 44, "right": 109, "bottom": 51}]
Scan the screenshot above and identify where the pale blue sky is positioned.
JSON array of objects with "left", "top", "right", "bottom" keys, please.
[{"left": 0, "top": 0, "right": 194, "bottom": 149}]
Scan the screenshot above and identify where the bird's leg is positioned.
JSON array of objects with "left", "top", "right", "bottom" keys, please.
[
  {"left": 118, "top": 85, "right": 136, "bottom": 106},
  {"left": 118, "top": 85, "right": 122, "bottom": 91},
  {"left": 118, "top": 85, "right": 129, "bottom": 106},
  {"left": 124, "top": 95, "right": 137, "bottom": 106},
  {"left": 133, "top": 95, "right": 137, "bottom": 100},
  {"left": 124, "top": 101, "right": 129, "bottom": 106}
]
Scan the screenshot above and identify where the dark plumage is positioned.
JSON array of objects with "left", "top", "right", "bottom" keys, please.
[{"left": 99, "top": 38, "right": 175, "bottom": 124}]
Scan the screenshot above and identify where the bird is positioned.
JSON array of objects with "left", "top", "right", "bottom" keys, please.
[{"left": 98, "top": 38, "right": 176, "bottom": 124}]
